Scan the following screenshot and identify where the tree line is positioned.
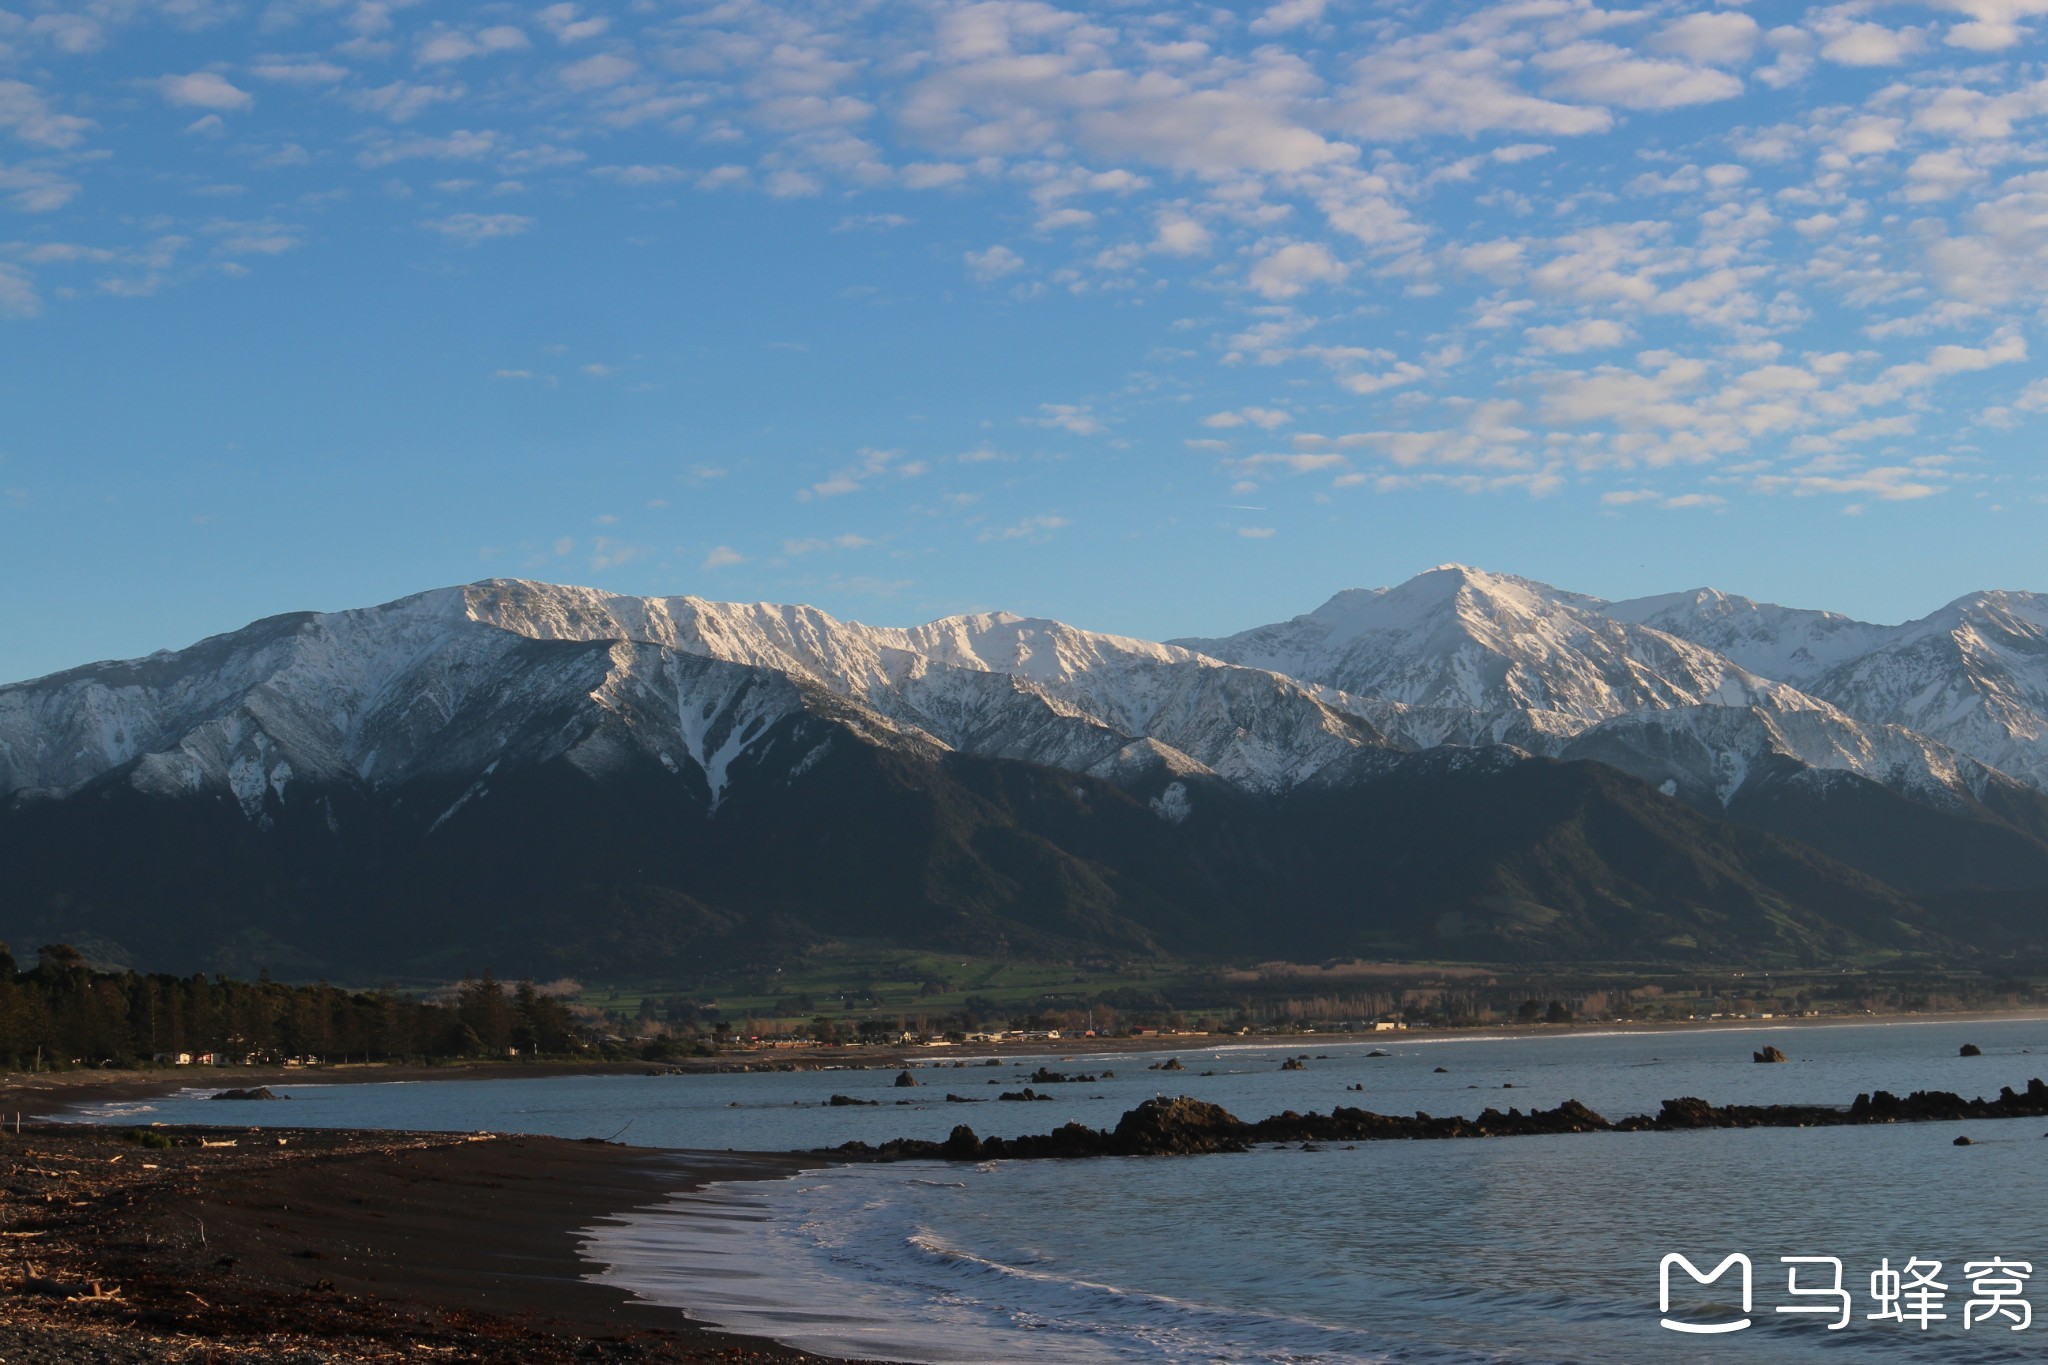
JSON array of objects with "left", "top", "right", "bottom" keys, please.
[{"left": 0, "top": 944, "right": 583, "bottom": 1070}]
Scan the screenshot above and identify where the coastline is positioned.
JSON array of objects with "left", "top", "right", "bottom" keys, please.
[
  {"left": 9, "top": 1001, "right": 2048, "bottom": 1120},
  {"left": 0, "top": 1119, "right": 881, "bottom": 1363},
  {"left": 9, "top": 1012, "right": 2046, "bottom": 1361}
]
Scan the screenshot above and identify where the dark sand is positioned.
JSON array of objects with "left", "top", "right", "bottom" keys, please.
[{"left": 0, "top": 1121, "right": 883, "bottom": 1363}]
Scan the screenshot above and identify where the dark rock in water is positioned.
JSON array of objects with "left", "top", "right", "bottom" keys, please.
[
  {"left": 1955, "top": 1135, "right": 1976, "bottom": 1145},
  {"left": 1030, "top": 1067, "right": 1099, "bottom": 1084},
  {"left": 1754, "top": 1046, "right": 1789, "bottom": 1064},
  {"left": 894, "top": 1070, "right": 918, "bottom": 1087},
  {"left": 1961, "top": 1044, "right": 1983, "bottom": 1057},
  {"left": 828, "top": 1094, "right": 878, "bottom": 1107},
  {"left": 1101, "top": 1070, "right": 1114, "bottom": 1078},
  {"left": 944, "top": 1093, "right": 981, "bottom": 1103},
  {"left": 1502, "top": 1082, "right": 1515, "bottom": 1089},
  {"left": 1110, "top": 1096, "right": 1249, "bottom": 1155},
  {"left": 1346, "top": 1083, "right": 1365, "bottom": 1092},
  {"left": 209, "top": 1087, "right": 282, "bottom": 1101},
  {"left": 824, "top": 1076, "right": 2048, "bottom": 1164},
  {"left": 1150, "top": 1058, "right": 1185, "bottom": 1072},
  {"left": 1280, "top": 1058, "right": 1306, "bottom": 1071},
  {"left": 1367, "top": 1049, "right": 1390, "bottom": 1058},
  {"left": 998, "top": 1087, "right": 1055, "bottom": 1102},
  {"left": 983, "top": 1058, "right": 1003, "bottom": 1066},
  {"left": 1434, "top": 1067, "right": 1449, "bottom": 1074}
]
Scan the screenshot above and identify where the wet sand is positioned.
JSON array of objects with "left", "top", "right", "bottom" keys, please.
[{"left": 0, "top": 1121, "right": 881, "bottom": 1362}]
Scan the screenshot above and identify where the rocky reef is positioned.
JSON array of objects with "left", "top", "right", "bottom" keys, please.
[{"left": 824, "top": 1078, "right": 2048, "bottom": 1162}]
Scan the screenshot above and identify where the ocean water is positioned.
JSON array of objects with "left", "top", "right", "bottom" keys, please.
[{"left": 69, "top": 1018, "right": 2048, "bottom": 1363}]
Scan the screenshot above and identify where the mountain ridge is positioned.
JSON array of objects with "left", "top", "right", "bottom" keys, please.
[{"left": 5, "top": 569, "right": 2047, "bottom": 979}]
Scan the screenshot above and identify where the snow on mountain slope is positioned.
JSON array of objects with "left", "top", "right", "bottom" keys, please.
[
  {"left": 0, "top": 589, "right": 930, "bottom": 821},
  {"left": 1559, "top": 703, "right": 2012, "bottom": 810},
  {"left": 461, "top": 579, "right": 1383, "bottom": 792},
  {"left": 1601, "top": 587, "right": 1893, "bottom": 687},
  {"left": 1800, "top": 590, "right": 2048, "bottom": 791},
  {"left": 11, "top": 569, "right": 2048, "bottom": 832},
  {"left": 0, "top": 578, "right": 1387, "bottom": 820},
  {"left": 1175, "top": 565, "right": 1806, "bottom": 728},
  {"left": 1598, "top": 584, "right": 2048, "bottom": 793}
]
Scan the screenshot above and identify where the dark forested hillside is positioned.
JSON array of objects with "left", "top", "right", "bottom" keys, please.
[{"left": 4, "top": 734, "right": 2032, "bottom": 983}]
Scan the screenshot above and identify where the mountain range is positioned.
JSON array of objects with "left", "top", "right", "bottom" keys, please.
[{"left": 3, "top": 567, "right": 2045, "bottom": 980}]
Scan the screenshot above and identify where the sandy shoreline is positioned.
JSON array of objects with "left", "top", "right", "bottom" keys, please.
[
  {"left": 0, "top": 1119, "right": 881, "bottom": 1362},
  {"left": 8, "top": 1007, "right": 2042, "bottom": 1360}
]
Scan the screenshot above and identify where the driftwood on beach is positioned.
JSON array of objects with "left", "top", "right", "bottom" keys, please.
[{"left": 824, "top": 1077, "right": 2048, "bottom": 1162}]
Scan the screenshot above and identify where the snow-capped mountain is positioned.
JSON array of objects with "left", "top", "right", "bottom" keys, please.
[
  {"left": 466, "top": 579, "right": 1386, "bottom": 793},
  {"left": 9, "top": 569, "right": 2047, "bottom": 822},
  {"left": 7, "top": 569, "right": 2048, "bottom": 980},
  {"left": 0, "top": 587, "right": 936, "bottom": 824},
  {"left": 1599, "top": 585, "right": 2048, "bottom": 794},
  {"left": 1601, "top": 587, "right": 1892, "bottom": 687},
  {"left": 1175, "top": 565, "right": 1805, "bottom": 727},
  {"left": 0, "top": 579, "right": 1383, "bottom": 815}
]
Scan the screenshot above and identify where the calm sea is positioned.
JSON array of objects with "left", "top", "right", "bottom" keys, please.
[{"left": 68, "top": 1018, "right": 2048, "bottom": 1363}]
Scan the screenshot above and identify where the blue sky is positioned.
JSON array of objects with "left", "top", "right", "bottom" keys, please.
[{"left": 4, "top": 0, "right": 2047, "bottom": 682}]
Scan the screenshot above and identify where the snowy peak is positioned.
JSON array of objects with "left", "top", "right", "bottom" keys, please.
[
  {"left": 455, "top": 578, "right": 1381, "bottom": 793},
  {"left": 1795, "top": 588, "right": 2048, "bottom": 790},
  {"left": 1180, "top": 564, "right": 1794, "bottom": 725},
  {"left": 1602, "top": 586, "right": 1891, "bottom": 686},
  {"left": 10, "top": 567, "right": 2048, "bottom": 830}
]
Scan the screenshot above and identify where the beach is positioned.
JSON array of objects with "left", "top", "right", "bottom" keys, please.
[
  {"left": 9, "top": 1009, "right": 2048, "bottom": 1362},
  {"left": 0, "top": 1118, "right": 874, "bottom": 1363}
]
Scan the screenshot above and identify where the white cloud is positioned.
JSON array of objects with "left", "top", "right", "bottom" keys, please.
[
  {"left": 1535, "top": 43, "right": 1745, "bottom": 111},
  {"left": 1250, "top": 0, "right": 1326, "bottom": 36},
  {"left": 1524, "top": 319, "right": 1630, "bottom": 354},
  {"left": 356, "top": 130, "right": 495, "bottom": 167},
  {"left": 560, "top": 53, "right": 637, "bottom": 89},
  {"left": 1236, "top": 525, "right": 1277, "bottom": 538},
  {"left": 592, "top": 164, "right": 690, "bottom": 187},
  {"left": 978, "top": 513, "right": 1072, "bottom": 543},
  {"left": 539, "top": 3, "right": 609, "bottom": 43},
  {"left": 421, "top": 212, "right": 534, "bottom": 243},
  {"left": 0, "top": 263, "right": 40, "bottom": 317},
  {"left": 416, "top": 26, "right": 528, "bottom": 65},
  {"left": 1752, "top": 466, "right": 1943, "bottom": 500},
  {"left": 0, "top": 163, "right": 80, "bottom": 213},
  {"left": 1248, "top": 242, "right": 1346, "bottom": 300},
  {"left": 1204, "top": 407, "right": 1291, "bottom": 430},
  {"left": 1152, "top": 214, "right": 1212, "bottom": 257},
  {"left": 0, "top": 81, "right": 92, "bottom": 148},
  {"left": 27, "top": 14, "right": 103, "bottom": 54},
  {"left": 1652, "top": 13, "right": 1762, "bottom": 65},
  {"left": 784, "top": 533, "right": 876, "bottom": 555},
  {"left": 158, "top": 72, "right": 252, "bottom": 112},
  {"left": 1815, "top": 20, "right": 1925, "bottom": 67},
  {"left": 1031, "top": 404, "right": 1103, "bottom": 436},
  {"left": 701, "top": 545, "right": 745, "bottom": 569},
  {"left": 799, "top": 446, "right": 926, "bottom": 499},
  {"left": 966, "top": 244, "right": 1023, "bottom": 281},
  {"left": 348, "top": 82, "right": 465, "bottom": 123},
  {"left": 251, "top": 60, "right": 348, "bottom": 85}
]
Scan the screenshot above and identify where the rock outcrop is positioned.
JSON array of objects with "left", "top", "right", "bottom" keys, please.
[{"left": 825, "top": 1078, "right": 2048, "bottom": 1162}]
